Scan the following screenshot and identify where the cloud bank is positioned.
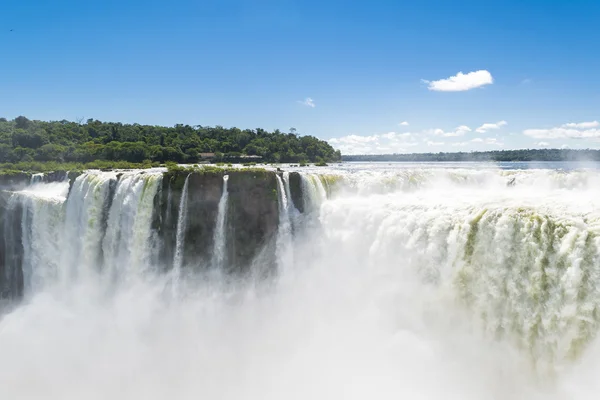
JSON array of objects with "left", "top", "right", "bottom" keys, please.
[
  {"left": 328, "top": 132, "right": 418, "bottom": 155},
  {"left": 329, "top": 122, "right": 507, "bottom": 154},
  {"left": 523, "top": 121, "right": 600, "bottom": 139}
]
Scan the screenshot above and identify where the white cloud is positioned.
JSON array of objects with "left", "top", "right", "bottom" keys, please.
[
  {"left": 429, "top": 125, "right": 471, "bottom": 137},
  {"left": 298, "top": 97, "right": 315, "bottom": 108},
  {"left": 422, "top": 70, "right": 493, "bottom": 92},
  {"left": 427, "top": 140, "right": 444, "bottom": 146},
  {"left": 561, "top": 144, "right": 570, "bottom": 149},
  {"left": 475, "top": 120, "right": 507, "bottom": 133},
  {"left": 536, "top": 141, "right": 550, "bottom": 147},
  {"left": 471, "top": 138, "right": 484, "bottom": 143},
  {"left": 523, "top": 121, "right": 600, "bottom": 139},
  {"left": 399, "top": 121, "right": 409, "bottom": 126},
  {"left": 562, "top": 121, "right": 599, "bottom": 129}
]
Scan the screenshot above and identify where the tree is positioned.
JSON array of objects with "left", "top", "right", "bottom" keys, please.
[{"left": 15, "top": 116, "right": 31, "bottom": 130}]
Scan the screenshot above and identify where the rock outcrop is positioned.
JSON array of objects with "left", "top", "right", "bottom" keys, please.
[{"left": 159, "top": 169, "right": 279, "bottom": 274}]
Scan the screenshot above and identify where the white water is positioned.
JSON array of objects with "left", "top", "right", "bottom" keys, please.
[
  {"left": 300, "top": 173, "right": 327, "bottom": 214},
  {"left": 101, "top": 171, "right": 163, "bottom": 282},
  {"left": 211, "top": 175, "right": 229, "bottom": 270},
  {"left": 30, "top": 173, "right": 44, "bottom": 184},
  {"left": 4, "top": 165, "right": 600, "bottom": 398},
  {"left": 62, "top": 172, "right": 116, "bottom": 285}
]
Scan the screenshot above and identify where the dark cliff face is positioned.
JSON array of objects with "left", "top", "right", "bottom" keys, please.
[
  {"left": 0, "top": 176, "right": 28, "bottom": 300},
  {"left": 0, "top": 173, "right": 31, "bottom": 191},
  {"left": 158, "top": 169, "right": 279, "bottom": 274},
  {"left": 226, "top": 171, "right": 279, "bottom": 274},
  {"left": 288, "top": 172, "right": 304, "bottom": 213},
  {"left": 0, "top": 191, "right": 24, "bottom": 300},
  {"left": 0, "top": 171, "right": 72, "bottom": 191}
]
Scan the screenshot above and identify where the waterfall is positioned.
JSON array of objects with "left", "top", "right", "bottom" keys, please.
[
  {"left": 9, "top": 182, "right": 69, "bottom": 295},
  {"left": 172, "top": 174, "right": 191, "bottom": 283},
  {"left": 316, "top": 186, "right": 600, "bottom": 372},
  {"left": 7, "top": 165, "right": 600, "bottom": 398},
  {"left": 30, "top": 173, "right": 44, "bottom": 184},
  {"left": 19, "top": 191, "right": 66, "bottom": 293},
  {"left": 300, "top": 173, "right": 327, "bottom": 214},
  {"left": 61, "top": 172, "right": 117, "bottom": 285},
  {"left": 276, "top": 174, "right": 293, "bottom": 270},
  {"left": 211, "top": 175, "right": 229, "bottom": 270},
  {"left": 312, "top": 174, "right": 327, "bottom": 201},
  {"left": 1, "top": 170, "right": 162, "bottom": 294},
  {"left": 101, "top": 171, "right": 163, "bottom": 283}
]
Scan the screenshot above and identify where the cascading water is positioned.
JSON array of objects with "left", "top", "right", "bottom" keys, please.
[
  {"left": 61, "top": 172, "right": 117, "bottom": 285},
  {"left": 210, "top": 175, "right": 229, "bottom": 270},
  {"left": 5, "top": 164, "right": 600, "bottom": 398},
  {"left": 300, "top": 173, "right": 327, "bottom": 215},
  {"left": 101, "top": 171, "right": 162, "bottom": 282},
  {"left": 30, "top": 173, "right": 44, "bottom": 184},
  {"left": 18, "top": 183, "right": 68, "bottom": 294}
]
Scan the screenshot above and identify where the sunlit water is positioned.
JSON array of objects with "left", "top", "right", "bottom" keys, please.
[{"left": 3, "top": 163, "right": 600, "bottom": 399}]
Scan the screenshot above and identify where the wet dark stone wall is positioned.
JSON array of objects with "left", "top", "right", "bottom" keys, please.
[{"left": 158, "top": 170, "right": 280, "bottom": 274}]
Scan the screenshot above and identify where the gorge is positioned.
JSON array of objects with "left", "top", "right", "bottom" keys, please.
[{"left": 2, "top": 163, "right": 600, "bottom": 399}]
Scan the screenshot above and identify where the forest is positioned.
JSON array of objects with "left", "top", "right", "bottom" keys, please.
[
  {"left": 0, "top": 116, "right": 341, "bottom": 166},
  {"left": 343, "top": 149, "right": 600, "bottom": 162}
]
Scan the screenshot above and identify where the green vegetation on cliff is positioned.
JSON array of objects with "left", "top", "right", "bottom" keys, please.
[
  {"left": 0, "top": 160, "right": 161, "bottom": 175},
  {"left": 0, "top": 116, "right": 341, "bottom": 166}
]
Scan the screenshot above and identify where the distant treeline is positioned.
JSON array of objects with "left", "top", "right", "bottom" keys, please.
[
  {"left": 343, "top": 149, "right": 600, "bottom": 162},
  {"left": 0, "top": 116, "right": 341, "bottom": 165}
]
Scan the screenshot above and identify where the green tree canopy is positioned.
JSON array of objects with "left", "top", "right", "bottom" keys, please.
[{"left": 0, "top": 116, "right": 341, "bottom": 164}]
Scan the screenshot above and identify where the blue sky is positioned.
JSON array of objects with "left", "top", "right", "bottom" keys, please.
[{"left": 1, "top": 0, "right": 599, "bottom": 154}]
